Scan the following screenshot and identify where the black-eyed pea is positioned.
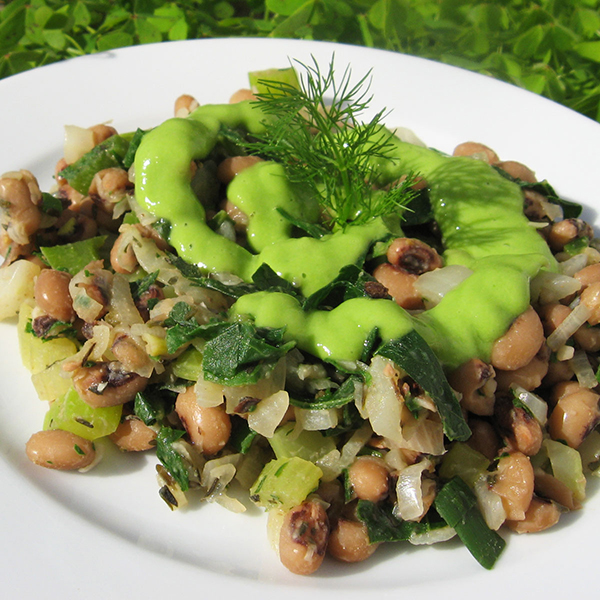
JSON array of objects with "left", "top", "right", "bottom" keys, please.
[
  {"left": 452, "top": 141, "right": 500, "bottom": 164},
  {"left": 386, "top": 237, "right": 443, "bottom": 275},
  {"left": 174, "top": 94, "right": 199, "bottom": 117},
  {"left": 347, "top": 456, "right": 390, "bottom": 503},
  {"left": 279, "top": 499, "right": 329, "bottom": 575},
  {"left": 491, "top": 451, "right": 534, "bottom": 521},
  {"left": 89, "top": 124, "right": 117, "bottom": 146},
  {"left": 497, "top": 160, "right": 536, "bottom": 183},
  {"left": 34, "top": 268, "right": 75, "bottom": 323},
  {"left": 0, "top": 175, "right": 42, "bottom": 245},
  {"left": 229, "top": 88, "right": 256, "bottom": 104},
  {"left": 494, "top": 394, "right": 543, "bottom": 457},
  {"left": 547, "top": 218, "right": 593, "bottom": 252},
  {"left": 490, "top": 306, "right": 544, "bottom": 371},
  {"left": 26, "top": 430, "right": 95, "bottom": 470},
  {"left": 548, "top": 388, "right": 600, "bottom": 449},
  {"left": 109, "top": 416, "right": 157, "bottom": 451},
  {"left": 495, "top": 353, "right": 549, "bottom": 393},
  {"left": 574, "top": 263, "right": 600, "bottom": 289},
  {"left": 505, "top": 497, "right": 561, "bottom": 533},
  {"left": 328, "top": 518, "right": 378, "bottom": 563},
  {"left": 175, "top": 386, "right": 231, "bottom": 455},
  {"left": 580, "top": 282, "right": 600, "bottom": 325},
  {"left": 373, "top": 263, "right": 423, "bottom": 310},
  {"left": 110, "top": 232, "right": 138, "bottom": 274},
  {"left": 574, "top": 324, "right": 600, "bottom": 352},
  {"left": 466, "top": 418, "right": 501, "bottom": 461},
  {"left": 448, "top": 358, "right": 496, "bottom": 416},
  {"left": 543, "top": 360, "right": 575, "bottom": 388},
  {"left": 72, "top": 362, "right": 148, "bottom": 408},
  {"left": 217, "top": 155, "right": 263, "bottom": 184}
]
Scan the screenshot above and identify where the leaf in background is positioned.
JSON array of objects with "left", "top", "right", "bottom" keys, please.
[
  {"left": 0, "top": 0, "right": 27, "bottom": 55},
  {"left": 97, "top": 30, "right": 135, "bottom": 52},
  {"left": 267, "top": 0, "right": 308, "bottom": 17},
  {"left": 136, "top": 18, "right": 162, "bottom": 44},
  {"left": 576, "top": 41, "right": 600, "bottom": 64}
]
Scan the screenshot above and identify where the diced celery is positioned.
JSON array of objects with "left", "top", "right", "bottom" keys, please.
[
  {"left": 269, "top": 421, "right": 336, "bottom": 463},
  {"left": 250, "top": 456, "right": 322, "bottom": 511},
  {"left": 40, "top": 235, "right": 108, "bottom": 276},
  {"left": 0, "top": 260, "right": 41, "bottom": 321},
  {"left": 18, "top": 304, "right": 78, "bottom": 374},
  {"left": 248, "top": 67, "right": 300, "bottom": 95},
  {"left": 31, "top": 361, "right": 73, "bottom": 402},
  {"left": 439, "top": 442, "right": 490, "bottom": 488},
  {"left": 170, "top": 346, "right": 202, "bottom": 380},
  {"left": 141, "top": 332, "right": 169, "bottom": 359},
  {"left": 44, "top": 387, "right": 122, "bottom": 441},
  {"left": 545, "top": 439, "right": 587, "bottom": 502}
]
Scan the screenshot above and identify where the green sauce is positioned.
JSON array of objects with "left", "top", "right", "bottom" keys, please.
[
  {"left": 135, "top": 104, "right": 558, "bottom": 370},
  {"left": 135, "top": 102, "right": 389, "bottom": 295}
]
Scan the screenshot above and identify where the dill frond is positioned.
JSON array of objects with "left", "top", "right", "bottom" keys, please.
[{"left": 245, "top": 56, "right": 415, "bottom": 231}]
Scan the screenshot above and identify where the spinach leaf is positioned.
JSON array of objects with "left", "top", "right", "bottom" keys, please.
[
  {"left": 155, "top": 426, "right": 189, "bottom": 492},
  {"left": 376, "top": 330, "right": 471, "bottom": 442},
  {"left": 202, "top": 321, "right": 296, "bottom": 385}
]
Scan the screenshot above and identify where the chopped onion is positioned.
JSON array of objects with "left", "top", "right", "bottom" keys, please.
[
  {"left": 0, "top": 260, "right": 41, "bottom": 321},
  {"left": 409, "top": 526, "right": 456, "bottom": 545},
  {"left": 202, "top": 455, "right": 246, "bottom": 513},
  {"left": 558, "top": 253, "right": 589, "bottom": 277},
  {"left": 363, "top": 356, "right": 403, "bottom": 443},
  {"left": 393, "top": 459, "right": 432, "bottom": 521},
  {"left": 578, "top": 430, "right": 600, "bottom": 476},
  {"left": 63, "top": 124, "right": 95, "bottom": 164},
  {"left": 530, "top": 270, "right": 581, "bottom": 304},
  {"left": 193, "top": 377, "right": 226, "bottom": 408},
  {"left": 401, "top": 414, "right": 445, "bottom": 455},
  {"left": 510, "top": 384, "right": 548, "bottom": 426},
  {"left": 473, "top": 474, "right": 506, "bottom": 530},
  {"left": 294, "top": 406, "right": 338, "bottom": 431},
  {"left": 414, "top": 265, "right": 473, "bottom": 308},
  {"left": 546, "top": 302, "right": 591, "bottom": 351},
  {"left": 105, "top": 273, "right": 144, "bottom": 327},
  {"left": 569, "top": 349, "right": 598, "bottom": 389},
  {"left": 248, "top": 390, "right": 290, "bottom": 437},
  {"left": 556, "top": 345, "right": 575, "bottom": 361}
]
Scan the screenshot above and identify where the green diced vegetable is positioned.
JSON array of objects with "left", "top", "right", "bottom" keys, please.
[
  {"left": 250, "top": 456, "right": 322, "bottom": 510},
  {"left": 18, "top": 304, "right": 78, "bottom": 374},
  {"left": 439, "top": 442, "right": 490, "bottom": 487},
  {"left": 544, "top": 438, "right": 587, "bottom": 502},
  {"left": 269, "top": 421, "right": 337, "bottom": 462},
  {"left": 248, "top": 66, "right": 300, "bottom": 95},
  {"left": 170, "top": 346, "right": 203, "bottom": 381},
  {"left": 59, "top": 134, "right": 130, "bottom": 194},
  {"left": 43, "top": 387, "right": 122, "bottom": 441},
  {"left": 434, "top": 476, "right": 506, "bottom": 570},
  {"left": 356, "top": 499, "right": 447, "bottom": 543},
  {"left": 122, "top": 128, "right": 147, "bottom": 169},
  {"left": 40, "top": 235, "right": 107, "bottom": 276}
]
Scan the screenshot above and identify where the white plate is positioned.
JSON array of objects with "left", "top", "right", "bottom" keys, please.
[{"left": 1, "top": 38, "right": 599, "bottom": 600}]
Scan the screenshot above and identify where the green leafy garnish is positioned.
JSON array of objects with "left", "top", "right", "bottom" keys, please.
[
  {"left": 155, "top": 426, "right": 189, "bottom": 492},
  {"left": 245, "top": 57, "right": 415, "bottom": 230},
  {"left": 434, "top": 476, "right": 506, "bottom": 570}
]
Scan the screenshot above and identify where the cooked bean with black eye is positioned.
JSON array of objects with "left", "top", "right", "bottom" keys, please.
[
  {"left": 347, "top": 456, "right": 390, "bottom": 503},
  {"left": 328, "top": 518, "right": 378, "bottom": 563},
  {"left": 34, "top": 268, "right": 75, "bottom": 323},
  {"left": 279, "top": 500, "right": 329, "bottom": 575},
  {"left": 73, "top": 362, "right": 148, "bottom": 408}
]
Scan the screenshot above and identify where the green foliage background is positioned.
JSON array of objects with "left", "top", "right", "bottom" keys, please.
[{"left": 2, "top": 0, "right": 600, "bottom": 122}]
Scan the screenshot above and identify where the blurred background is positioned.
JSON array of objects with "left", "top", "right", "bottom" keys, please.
[{"left": 1, "top": 0, "right": 599, "bottom": 122}]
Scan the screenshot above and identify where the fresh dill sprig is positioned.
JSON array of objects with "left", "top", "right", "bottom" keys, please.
[{"left": 246, "top": 57, "right": 415, "bottom": 231}]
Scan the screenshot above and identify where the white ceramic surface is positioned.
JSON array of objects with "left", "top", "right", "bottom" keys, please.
[{"left": 1, "top": 38, "right": 598, "bottom": 600}]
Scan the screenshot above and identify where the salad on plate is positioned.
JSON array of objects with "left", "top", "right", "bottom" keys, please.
[{"left": 1, "top": 56, "right": 599, "bottom": 576}]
